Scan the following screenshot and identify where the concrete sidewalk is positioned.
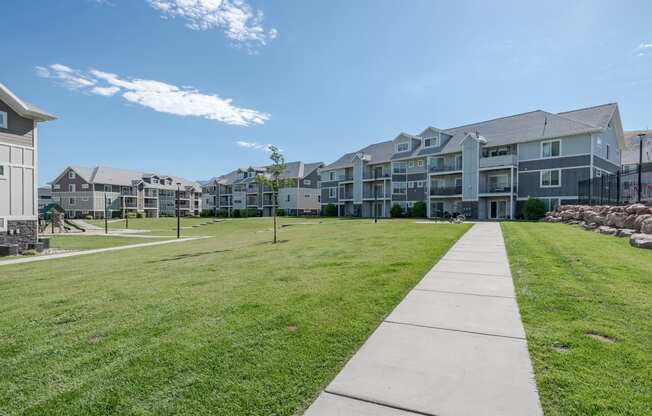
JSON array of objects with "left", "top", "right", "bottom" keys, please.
[{"left": 305, "top": 223, "right": 542, "bottom": 416}]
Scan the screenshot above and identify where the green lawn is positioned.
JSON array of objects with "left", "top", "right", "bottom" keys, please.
[
  {"left": 502, "top": 223, "right": 652, "bottom": 416},
  {"left": 0, "top": 218, "right": 469, "bottom": 415},
  {"left": 48, "top": 235, "right": 171, "bottom": 251}
]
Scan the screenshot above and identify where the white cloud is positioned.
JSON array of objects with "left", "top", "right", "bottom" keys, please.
[
  {"left": 36, "top": 64, "right": 269, "bottom": 126},
  {"left": 235, "top": 141, "right": 274, "bottom": 151},
  {"left": 147, "top": 0, "right": 277, "bottom": 49},
  {"left": 91, "top": 86, "right": 121, "bottom": 96},
  {"left": 636, "top": 42, "right": 652, "bottom": 56}
]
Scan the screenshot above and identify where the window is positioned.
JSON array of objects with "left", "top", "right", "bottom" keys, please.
[
  {"left": 541, "top": 140, "right": 561, "bottom": 158},
  {"left": 408, "top": 181, "right": 415, "bottom": 188},
  {"left": 104, "top": 185, "right": 111, "bottom": 192},
  {"left": 416, "top": 180, "right": 424, "bottom": 188},
  {"left": 286, "top": 195, "right": 291, "bottom": 202},
  {"left": 541, "top": 169, "right": 561, "bottom": 187},
  {"left": 68, "top": 170, "right": 76, "bottom": 179},
  {"left": 455, "top": 177, "right": 463, "bottom": 188},
  {"left": 392, "top": 182, "right": 407, "bottom": 194},
  {"left": 417, "top": 159, "right": 424, "bottom": 167},
  {"left": 0, "top": 111, "right": 7, "bottom": 129},
  {"left": 0, "top": 165, "right": 6, "bottom": 180},
  {"left": 606, "top": 144, "right": 610, "bottom": 160},
  {"left": 69, "top": 198, "right": 76, "bottom": 205},
  {"left": 424, "top": 134, "right": 440, "bottom": 148},
  {"left": 54, "top": 184, "right": 61, "bottom": 190},
  {"left": 82, "top": 197, "right": 89, "bottom": 202},
  {"left": 392, "top": 162, "right": 407, "bottom": 174},
  {"left": 408, "top": 160, "right": 415, "bottom": 168},
  {"left": 69, "top": 184, "right": 76, "bottom": 192},
  {"left": 81, "top": 184, "right": 89, "bottom": 189},
  {"left": 396, "top": 142, "right": 410, "bottom": 153},
  {"left": 329, "top": 171, "right": 336, "bottom": 181},
  {"left": 304, "top": 179, "right": 311, "bottom": 186},
  {"left": 329, "top": 187, "right": 336, "bottom": 198}
]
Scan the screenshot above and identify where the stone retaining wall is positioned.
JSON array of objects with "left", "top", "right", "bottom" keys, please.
[
  {"left": 544, "top": 203, "right": 652, "bottom": 250},
  {"left": 0, "top": 220, "right": 38, "bottom": 251}
]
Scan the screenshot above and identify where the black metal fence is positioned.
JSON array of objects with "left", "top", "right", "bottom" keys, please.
[{"left": 578, "top": 163, "right": 652, "bottom": 205}]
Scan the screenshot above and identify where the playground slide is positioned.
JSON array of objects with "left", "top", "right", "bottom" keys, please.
[{"left": 64, "top": 220, "right": 86, "bottom": 232}]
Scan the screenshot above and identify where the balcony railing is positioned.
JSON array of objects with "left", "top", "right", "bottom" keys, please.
[
  {"left": 479, "top": 154, "right": 517, "bottom": 169},
  {"left": 363, "top": 189, "right": 389, "bottom": 198},
  {"left": 430, "top": 186, "right": 463, "bottom": 196},
  {"left": 339, "top": 174, "right": 354, "bottom": 181},
  {"left": 363, "top": 172, "right": 391, "bottom": 180},
  {"left": 429, "top": 164, "right": 463, "bottom": 173},
  {"left": 479, "top": 184, "right": 516, "bottom": 194},
  {"left": 339, "top": 191, "right": 353, "bottom": 200}
]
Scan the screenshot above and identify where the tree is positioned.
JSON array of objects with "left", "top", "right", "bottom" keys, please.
[
  {"left": 390, "top": 204, "right": 403, "bottom": 218},
  {"left": 411, "top": 201, "right": 427, "bottom": 218},
  {"left": 255, "top": 146, "right": 295, "bottom": 243},
  {"left": 523, "top": 197, "right": 546, "bottom": 220}
]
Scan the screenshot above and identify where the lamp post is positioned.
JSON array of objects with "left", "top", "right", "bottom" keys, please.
[
  {"left": 637, "top": 133, "right": 649, "bottom": 203},
  {"left": 373, "top": 169, "right": 378, "bottom": 223},
  {"left": 105, "top": 195, "right": 109, "bottom": 234},
  {"left": 176, "top": 182, "right": 181, "bottom": 239}
]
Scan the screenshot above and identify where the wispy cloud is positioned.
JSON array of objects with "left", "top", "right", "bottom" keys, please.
[
  {"left": 36, "top": 64, "right": 269, "bottom": 126},
  {"left": 235, "top": 141, "right": 275, "bottom": 151},
  {"left": 147, "top": 0, "right": 277, "bottom": 50},
  {"left": 636, "top": 42, "right": 652, "bottom": 56}
]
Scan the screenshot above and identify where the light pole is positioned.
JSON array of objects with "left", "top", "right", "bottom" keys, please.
[
  {"left": 176, "top": 182, "right": 181, "bottom": 239},
  {"left": 105, "top": 195, "right": 109, "bottom": 234},
  {"left": 637, "top": 133, "right": 649, "bottom": 203},
  {"left": 374, "top": 169, "right": 378, "bottom": 223}
]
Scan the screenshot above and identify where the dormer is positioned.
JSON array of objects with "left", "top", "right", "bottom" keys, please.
[
  {"left": 418, "top": 127, "right": 451, "bottom": 150},
  {"left": 393, "top": 132, "right": 418, "bottom": 154}
]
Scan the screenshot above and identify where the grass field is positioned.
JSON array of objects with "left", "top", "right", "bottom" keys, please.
[
  {"left": 0, "top": 218, "right": 469, "bottom": 415},
  {"left": 48, "top": 235, "right": 172, "bottom": 251},
  {"left": 502, "top": 223, "right": 652, "bottom": 416}
]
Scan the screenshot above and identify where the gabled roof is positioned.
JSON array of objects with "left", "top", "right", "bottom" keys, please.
[
  {"left": 622, "top": 130, "right": 652, "bottom": 165},
  {"left": 208, "top": 161, "right": 324, "bottom": 185},
  {"left": 322, "top": 140, "right": 394, "bottom": 170},
  {"left": 0, "top": 82, "right": 56, "bottom": 122},
  {"left": 53, "top": 166, "right": 201, "bottom": 191}
]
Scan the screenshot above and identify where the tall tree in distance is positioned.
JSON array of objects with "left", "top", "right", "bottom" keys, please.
[{"left": 256, "top": 145, "right": 294, "bottom": 243}]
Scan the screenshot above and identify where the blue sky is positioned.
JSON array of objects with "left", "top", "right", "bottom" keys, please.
[{"left": 3, "top": 0, "right": 652, "bottom": 184}]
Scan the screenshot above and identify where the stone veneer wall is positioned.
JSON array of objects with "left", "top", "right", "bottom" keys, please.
[{"left": 0, "top": 220, "right": 38, "bottom": 250}]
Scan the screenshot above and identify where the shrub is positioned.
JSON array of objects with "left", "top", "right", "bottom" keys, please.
[
  {"left": 411, "top": 201, "right": 427, "bottom": 218},
  {"left": 390, "top": 204, "right": 403, "bottom": 218},
  {"left": 523, "top": 197, "right": 546, "bottom": 220},
  {"left": 247, "top": 208, "right": 258, "bottom": 217},
  {"left": 83, "top": 214, "right": 93, "bottom": 220},
  {"left": 218, "top": 208, "right": 229, "bottom": 217},
  {"left": 136, "top": 212, "right": 145, "bottom": 219},
  {"left": 201, "top": 209, "right": 213, "bottom": 217},
  {"left": 276, "top": 209, "right": 286, "bottom": 216},
  {"left": 324, "top": 203, "right": 338, "bottom": 217},
  {"left": 232, "top": 209, "right": 241, "bottom": 218}
]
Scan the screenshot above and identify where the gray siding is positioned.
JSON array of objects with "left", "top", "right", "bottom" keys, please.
[
  {"left": 593, "top": 128, "right": 620, "bottom": 166},
  {"left": 462, "top": 138, "right": 479, "bottom": 200},
  {"left": 517, "top": 167, "right": 590, "bottom": 198},
  {"left": 518, "top": 155, "right": 590, "bottom": 171},
  {"left": 53, "top": 168, "right": 92, "bottom": 192},
  {"left": 593, "top": 155, "right": 619, "bottom": 173},
  {"left": 0, "top": 100, "right": 34, "bottom": 147},
  {"left": 518, "top": 134, "right": 591, "bottom": 161}
]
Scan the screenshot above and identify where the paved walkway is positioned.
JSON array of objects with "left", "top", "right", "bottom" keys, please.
[
  {"left": 0, "top": 237, "right": 211, "bottom": 267},
  {"left": 305, "top": 223, "right": 542, "bottom": 416}
]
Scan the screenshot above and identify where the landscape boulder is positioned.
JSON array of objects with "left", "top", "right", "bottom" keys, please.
[
  {"left": 641, "top": 218, "right": 652, "bottom": 234},
  {"left": 616, "top": 229, "right": 636, "bottom": 238},
  {"left": 634, "top": 214, "right": 652, "bottom": 232},
  {"left": 606, "top": 212, "right": 626, "bottom": 228},
  {"left": 597, "top": 226, "right": 617, "bottom": 236},
  {"left": 630, "top": 233, "right": 652, "bottom": 250},
  {"left": 623, "top": 214, "right": 638, "bottom": 229}
]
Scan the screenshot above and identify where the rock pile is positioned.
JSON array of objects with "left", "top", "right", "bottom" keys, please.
[{"left": 544, "top": 203, "right": 652, "bottom": 250}]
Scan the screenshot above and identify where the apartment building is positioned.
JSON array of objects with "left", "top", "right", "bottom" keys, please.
[
  {"left": 0, "top": 83, "right": 56, "bottom": 250},
  {"left": 202, "top": 161, "right": 323, "bottom": 216},
  {"left": 50, "top": 166, "right": 202, "bottom": 218},
  {"left": 320, "top": 103, "right": 624, "bottom": 219}
]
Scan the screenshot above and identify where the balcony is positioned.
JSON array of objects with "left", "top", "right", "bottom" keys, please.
[
  {"left": 339, "top": 174, "right": 354, "bottom": 182},
  {"left": 479, "top": 154, "right": 517, "bottom": 169},
  {"left": 429, "top": 164, "right": 462, "bottom": 174},
  {"left": 363, "top": 172, "right": 391, "bottom": 180},
  {"left": 363, "top": 189, "right": 389, "bottom": 199},
  {"left": 479, "top": 184, "right": 517, "bottom": 194},
  {"left": 430, "top": 186, "right": 463, "bottom": 196},
  {"left": 339, "top": 190, "right": 353, "bottom": 200}
]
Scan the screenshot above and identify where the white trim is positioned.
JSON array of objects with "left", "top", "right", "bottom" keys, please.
[
  {"left": 0, "top": 111, "right": 7, "bottom": 129},
  {"left": 517, "top": 196, "right": 578, "bottom": 201},
  {"left": 519, "top": 165, "right": 590, "bottom": 173},
  {"left": 540, "top": 169, "right": 562, "bottom": 188},
  {"left": 396, "top": 142, "right": 410, "bottom": 153},
  {"left": 518, "top": 153, "right": 591, "bottom": 163},
  {"left": 540, "top": 139, "right": 562, "bottom": 158},
  {"left": 0, "top": 164, "right": 7, "bottom": 180}
]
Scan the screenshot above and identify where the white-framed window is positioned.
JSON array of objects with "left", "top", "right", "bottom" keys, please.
[
  {"left": 392, "top": 181, "right": 407, "bottom": 194},
  {"left": 417, "top": 159, "right": 424, "bottom": 167},
  {"left": 541, "top": 140, "right": 561, "bottom": 158},
  {"left": 406, "top": 201, "right": 414, "bottom": 208},
  {"left": 104, "top": 185, "right": 111, "bottom": 192},
  {"left": 81, "top": 184, "right": 89, "bottom": 189},
  {"left": 0, "top": 111, "right": 7, "bottom": 129},
  {"left": 392, "top": 162, "right": 407, "bottom": 174},
  {"left": 82, "top": 197, "right": 89, "bottom": 202},
  {"left": 408, "top": 160, "right": 415, "bottom": 168},
  {"left": 416, "top": 180, "right": 424, "bottom": 188},
  {"left": 69, "top": 184, "right": 76, "bottom": 192},
  {"left": 304, "top": 179, "right": 311, "bottom": 186},
  {"left": 68, "top": 170, "right": 76, "bottom": 179},
  {"left": 408, "top": 181, "right": 415, "bottom": 188},
  {"left": 540, "top": 169, "right": 561, "bottom": 187},
  {"left": 69, "top": 198, "right": 76, "bottom": 205},
  {"left": 396, "top": 142, "right": 410, "bottom": 153},
  {"left": 455, "top": 177, "right": 463, "bottom": 188},
  {"left": 54, "top": 184, "right": 61, "bottom": 190},
  {"left": 0, "top": 165, "right": 6, "bottom": 180},
  {"left": 424, "top": 133, "right": 440, "bottom": 148},
  {"left": 328, "top": 187, "right": 336, "bottom": 198},
  {"left": 329, "top": 171, "right": 336, "bottom": 181}
]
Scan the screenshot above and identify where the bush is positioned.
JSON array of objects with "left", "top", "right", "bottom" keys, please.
[
  {"left": 83, "top": 214, "right": 93, "bottom": 220},
  {"left": 247, "top": 208, "right": 258, "bottom": 217},
  {"left": 232, "top": 209, "right": 241, "bottom": 218},
  {"left": 201, "top": 209, "right": 213, "bottom": 217},
  {"left": 324, "top": 203, "right": 338, "bottom": 217},
  {"left": 523, "top": 197, "right": 546, "bottom": 220},
  {"left": 390, "top": 204, "right": 403, "bottom": 218},
  {"left": 136, "top": 212, "right": 145, "bottom": 219},
  {"left": 276, "top": 209, "right": 286, "bottom": 216},
  {"left": 411, "top": 201, "right": 427, "bottom": 218},
  {"left": 218, "top": 208, "right": 229, "bottom": 217}
]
